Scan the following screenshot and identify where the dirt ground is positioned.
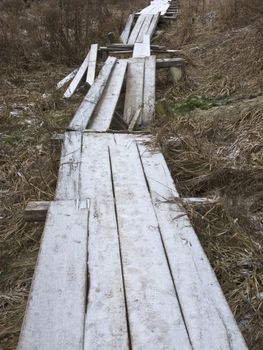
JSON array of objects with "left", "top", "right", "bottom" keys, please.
[{"left": 0, "top": 1, "right": 263, "bottom": 349}]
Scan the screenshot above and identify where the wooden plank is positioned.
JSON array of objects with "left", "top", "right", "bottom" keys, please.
[
  {"left": 17, "top": 200, "right": 89, "bottom": 350},
  {"left": 24, "top": 201, "right": 50, "bottom": 222},
  {"left": 56, "top": 68, "right": 78, "bottom": 90},
  {"left": 137, "top": 141, "right": 248, "bottom": 350},
  {"left": 88, "top": 60, "right": 128, "bottom": 131},
  {"left": 80, "top": 133, "right": 129, "bottom": 349},
  {"left": 55, "top": 131, "right": 82, "bottom": 200},
  {"left": 156, "top": 57, "right": 185, "bottom": 68},
  {"left": 86, "top": 44, "right": 98, "bottom": 86},
  {"left": 146, "top": 13, "right": 160, "bottom": 38},
  {"left": 68, "top": 57, "right": 117, "bottom": 131},
  {"left": 136, "top": 15, "right": 153, "bottom": 43},
  {"left": 128, "top": 108, "right": 141, "bottom": 131},
  {"left": 121, "top": 14, "right": 135, "bottom": 44},
  {"left": 123, "top": 58, "right": 145, "bottom": 125},
  {"left": 133, "top": 34, "right": 151, "bottom": 58},
  {"left": 127, "top": 15, "right": 146, "bottom": 45},
  {"left": 141, "top": 55, "right": 156, "bottom": 126},
  {"left": 109, "top": 135, "right": 192, "bottom": 350},
  {"left": 64, "top": 50, "right": 90, "bottom": 98}
]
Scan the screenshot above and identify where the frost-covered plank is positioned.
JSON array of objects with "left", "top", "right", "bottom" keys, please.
[
  {"left": 56, "top": 68, "right": 78, "bottom": 90},
  {"left": 55, "top": 131, "right": 82, "bottom": 200},
  {"left": 136, "top": 15, "right": 153, "bottom": 43},
  {"left": 17, "top": 200, "right": 89, "bottom": 350},
  {"left": 64, "top": 50, "right": 90, "bottom": 98},
  {"left": 146, "top": 13, "right": 160, "bottom": 38},
  {"left": 123, "top": 58, "right": 145, "bottom": 124},
  {"left": 137, "top": 141, "right": 248, "bottom": 350},
  {"left": 86, "top": 44, "right": 98, "bottom": 86},
  {"left": 109, "top": 135, "right": 191, "bottom": 350},
  {"left": 141, "top": 55, "right": 156, "bottom": 125},
  {"left": 121, "top": 14, "right": 135, "bottom": 44},
  {"left": 68, "top": 57, "right": 117, "bottom": 131},
  {"left": 89, "top": 60, "right": 128, "bottom": 131},
  {"left": 81, "top": 133, "right": 129, "bottom": 349},
  {"left": 133, "top": 35, "right": 151, "bottom": 58},
  {"left": 128, "top": 15, "right": 146, "bottom": 45}
]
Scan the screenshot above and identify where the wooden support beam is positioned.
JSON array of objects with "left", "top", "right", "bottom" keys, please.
[
  {"left": 156, "top": 58, "right": 185, "bottom": 68},
  {"left": 24, "top": 201, "right": 50, "bottom": 222}
]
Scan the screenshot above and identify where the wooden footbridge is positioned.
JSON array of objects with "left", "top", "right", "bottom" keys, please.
[{"left": 18, "top": 1, "right": 248, "bottom": 349}]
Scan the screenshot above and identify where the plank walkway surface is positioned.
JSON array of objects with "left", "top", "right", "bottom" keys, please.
[{"left": 18, "top": 0, "right": 248, "bottom": 349}]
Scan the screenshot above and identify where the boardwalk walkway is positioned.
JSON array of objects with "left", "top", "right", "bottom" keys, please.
[{"left": 18, "top": 1, "right": 248, "bottom": 349}]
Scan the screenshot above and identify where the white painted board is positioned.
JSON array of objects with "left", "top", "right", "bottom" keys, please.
[{"left": 17, "top": 200, "right": 89, "bottom": 350}]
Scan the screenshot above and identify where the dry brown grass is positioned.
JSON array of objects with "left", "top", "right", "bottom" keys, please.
[{"left": 155, "top": 97, "right": 263, "bottom": 349}]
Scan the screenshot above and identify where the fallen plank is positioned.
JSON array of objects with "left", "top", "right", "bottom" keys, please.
[
  {"left": 64, "top": 50, "right": 90, "bottom": 98},
  {"left": 123, "top": 57, "right": 145, "bottom": 124},
  {"left": 86, "top": 44, "right": 98, "bottom": 86},
  {"left": 88, "top": 59, "right": 128, "bottom": 131},
  {"left": 80, "top": 133, "right": 129, "bottom": 349},
  {"left": 55, "top": 131, "right": 82, "bottom": 200},
  {"left": 137, "top": 140, "right": 248, "bottom": 350},
  {"left": 24, "top": 201, "right": 50, "bottom": 222},
  {"left": 56, "top": 68, "right": 78, "bottom": 90},
  {"left": 17, "top": 200, "right": 89, "bottom": 350},
  {"left": 68, "top": 57, "right": 117, "bottom": 131},
  {"left": 121, "top": 13, "right": 135, "bottom": 44},
  {"left": 128, "top": 15, "right": 146, "bottom": 45},
  {"left": 109, "top": 135, "right": 192, "bottom": 349},
  {"left": 141, "top": 55, "right": 156, "bottom": 126},
  {"left": 156, "top": 57, "right": 185, "bottom": 68}
]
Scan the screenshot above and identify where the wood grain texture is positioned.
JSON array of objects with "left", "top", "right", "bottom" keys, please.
[
  {"left": 81, "top": 133, "right": 129, "bottom": 349},
  {"left": 55, "top": 131, "right": 82, "bottom": 200},
  {"left": 17, "top": 200, "right": 89, "bottom": 350},
  {"left": 109, "top": 134, "right": 192, "bottom": 350}
]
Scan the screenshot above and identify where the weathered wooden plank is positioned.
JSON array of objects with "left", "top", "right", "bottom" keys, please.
[
  {"left": 56, "top": 68, "right": 78, "bottom": 90},
  {"left": 55, "top": 131, "right": 82, "bottom": 200},
  {"left": 17, "top": 200, "right": 89, "bottom": 350},
  {"left": 80, "top": 133, "right": 129, "bottom": 349},
  {"left": 64, "top": 50, "right": 90, "bottom": 98},
  {"left": 109, "top": 135, "right": 192, "bottom": 350},
  {"left": 141, "top": 55, "right": 156, "bottom": 126},
  {"left": 24, "top": 201, "right": 50, "bottom": 222},
  {"left": 146, "top": 13, "right": 160, "bottom": 38},
  {"left": 68, "top": 57, "right": 117, "bottom": 131},
  {"left": 156, "top": 57, "right": 185, "bottom": 68},
  {"left": 136, "top": 14, "right": 153, "bottom": 43},
  {"left": 137, "top": 141, "right": 248, "bottom": 350},
  {"left": 127, "top": 15, "right": 146, "bottom": 45},
  {"left": 123, "top": 58, "right": 145, "bottom": 125},
  {"left": 121, "top": 13, "right": 135, "bottom": 44},
  {"left": 86, "top": 44, "right": 98, "bottom": 86},
  {"left": 128, "top": 108, "right": 141, "bottom": 131},
  {"left": 88, "top": 60, "right": 128, "bottom": 131},
  {"left": 133, "top": 34, "right": 151, "bottom": 58}
]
